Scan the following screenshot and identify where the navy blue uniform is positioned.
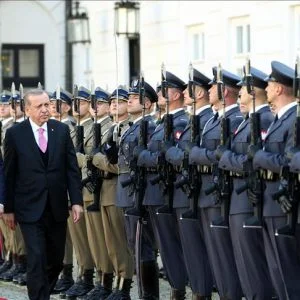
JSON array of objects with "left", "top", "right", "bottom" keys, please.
[
  {"left": 165, "top": 105, "right": 214, "bottom": 296},
  {"left": 253, "top": 104, "right": 300, "bottom": 299},
  {"left": 138, "top": 109, "right": 189, "bottom": 291},
  {"left": 219, "top": 105, "right": 274, "bottom": 299},
  {"left": 190, "top": 105, "right": 244, "bottom": 300}
]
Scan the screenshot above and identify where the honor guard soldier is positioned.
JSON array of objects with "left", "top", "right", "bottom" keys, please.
[
  {"left": 189, "top": 66, "right": 244, "bottom": 300},
  {"left": 50, "top": 88, "right": 76, "bottom": 294},
  {"left": 252, "top": 61, "right": 300, "bottom": 299},
  {"left": 165, "top": 67, "right": 214, "bottom": 299},
  {"left": 0, "top": 90, "right": 27, "bottom": 285},
  {"left": 92, "top": 87, "right": 134, "bottom": 300},
  {"left": 78, "top": 86, "right": 116, "bottom": 300},
  {"left": 137, "top": 70, "right": 189, "bottom": 299},
  {"left": 64, "top": 86, "right": 95, "bottom": 299},
  {"left": 217, "top": 64, "right": 274, "bottom": 299},
  {"left": 0, "top": 90, "right": 17, "bottom": 280},
  {"left": 117, "top": 79, "right": 159, "bottom": 299}
]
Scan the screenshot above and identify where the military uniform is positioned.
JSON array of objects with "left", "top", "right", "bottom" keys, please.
[
  {"left": 65, "top": 87, "right": 95, "bottom": 299},
  {"left": 138, "top": 71, "right": 189, "bottom": 299},
  {"left": 165, "top": 69, "right": 214, "bottom": 298},
  {"left": 116, "top": 80, "right": 160, "bottom": 299},
  {"left": 189, "top": 68, "right": 244, "bottom": 300},
  {"left": 218, "top": 67, "right": 274, "bottom": 299},
  {"left": 51, "top": 89, "right": 76, "bottom": 294},
  {"left": 252, "top": 61, "right": 300, "bottom": 299},
  {"left": 93, "top": 88, "right": 134, "bottom": 300}
]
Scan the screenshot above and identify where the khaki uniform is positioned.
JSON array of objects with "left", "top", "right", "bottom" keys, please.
[
  {"left": 92, "top": 118, "right": 134, "bottom": 279},
  {"left": 67, "top": 118, "right": 94, "bottom": 272},
  {"left": 62, "top": 116, "right": 76, "bottom": 265},
  {"left": 84, "top": 116, "right": 114, "bottom": 275}
]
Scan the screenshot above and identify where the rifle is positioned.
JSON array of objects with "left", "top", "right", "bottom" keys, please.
[
  {"left": 150, "top": 63, "right": 175, "bottom": 215},
  {"left": 123, "top": 74, "right": 148, "bottom": 218},
  {"left": 11, "top": 82, "right": 17, "bottom": 123},
  {"left": 235, "top": 58, "right": 264, "bottom": 228},
  {"left": 85, "top": 82, "right": 103, "bottom": 212},
  {"left": 205, "top": 64, "right": 232, "bottom": 228},
  {"left": 176, "top": 63, "right": 201, "bottom": 219},
  {"left": 19, "top": 84, "right": 25, "bottom": 120},
  {"left": 272, "top": 56, "right": 300, "bottom": 236},
  {"left": 56, "top": 84, "right": 62, "bottom": 122}
]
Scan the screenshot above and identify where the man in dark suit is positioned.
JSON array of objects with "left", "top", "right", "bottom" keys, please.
[{"left": 3, "top": 89, "right": 83, "bottom": 300}]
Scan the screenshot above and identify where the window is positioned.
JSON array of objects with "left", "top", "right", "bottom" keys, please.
[
  {"left": 294, "top": 6, "right": 300, "bottom": 52},
  {"left": 187, "top": 25, "right": 205, "bottom": 61},
  {"left": 231, "top": 17, "right": 250, "bottom": 55},
  {"left": 1, "top": 44, "right": 44, "bottom": 89}
]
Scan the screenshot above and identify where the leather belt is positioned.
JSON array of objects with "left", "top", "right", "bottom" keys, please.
[
  {"left": 230, "top": 171, "right": 243, "bottom": 178},
  {"left": 198, "top": 165, "right": 212, "bottom": 174},
  {"left": 261, "top": 170, "right": 279, "bottom": 181}
]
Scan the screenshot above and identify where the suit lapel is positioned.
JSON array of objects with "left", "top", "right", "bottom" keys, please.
[
  {"left": 47, "top": 121, "right": 56, "bottom": 167},
  {"left": 24, "top": 120, "right": 44, "bottom": 167}
]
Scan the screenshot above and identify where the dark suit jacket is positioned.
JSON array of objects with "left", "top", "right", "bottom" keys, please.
[{"left": 3, "top": 118, "right": 83, "bottom": 223}]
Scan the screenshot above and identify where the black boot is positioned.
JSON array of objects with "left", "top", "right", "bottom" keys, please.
[
  {"left": 141, "top": 260, "right": 159, "bottom": 300},
  {"left": 0, "top": 254, "right": 19, "bottom": 281},
  {"left": 105, "top": 276, "right": 120, "bottom": 300},
  {"left": 192, "top": 294, "right": 212, "bottom": 300},
  {"left": 17, "top": 272, "right": 27, "bottom": 285},
  {"left": 78, "top": 272, "right": 114, "bottom": 300},
  {"left": 170, "top": 288, "right": 186, "bottom": 300},
  {"left": 53, "top": 264, "right": 74, "bottom": 294},
  {"left": 0, "top": 254, "right": 12, "bottom": 276},
  {"left": 65, "top": 269, "right": 94, "bottom": 299},
  {"left": 12, "top": 255, "right": 27, "bottom": 284},
  {"left": 106, "top": 277, "right": 133, "bottom": 300}
]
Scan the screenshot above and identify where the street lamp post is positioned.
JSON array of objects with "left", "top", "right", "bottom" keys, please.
[
  {"left": 66, "top": 0, "right": 91, "bottom": 91},
  {"left": 114, "top": 0, "right": 140, "bottom": 85}
]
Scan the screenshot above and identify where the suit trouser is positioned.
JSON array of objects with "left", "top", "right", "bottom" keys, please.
[
  {"left": 229, "top": 213, "right": 273, "bottom": 300},
  {"left": 63, "top": 225, "right": 73, "bottom": 265},
  {"left": 19, "top": 209, "right": 67, "bottom": 300},
  {"left": 178, "top": 207, "right": 213, "bottom": 296},
  {"left": 123, "top": 209, "right": 157, "bottom": 262},
  {"left": 148, "top": 205, "right": 188, "bottom": 290},
  {"left": 85, "top": 210, "right": 114, "bottom": 274},
  {"left": 201, "top": 207, "right": 243, "bottom": 300},
  {"left": 101, "top": 205, "right": 134, "bottom": 278},
  {"left": 263, "top": 217, "right": 300, "bottom": 300},
  {"left": 67, "top": 203, "right": 94, "bottom": 272}
]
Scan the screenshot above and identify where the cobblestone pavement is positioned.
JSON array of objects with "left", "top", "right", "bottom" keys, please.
[{"left": 0, "top": 278, "right": 223, "bottom": 299}]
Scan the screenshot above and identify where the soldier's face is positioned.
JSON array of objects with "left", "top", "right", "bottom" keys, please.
[
  {"left": 265, "top": 82, "right": 278, "bottom": 113},
  {"left": 49, "top": 101, "right": 60, "bottom": 118},
  {"left": 90, "top": 101, "right": 109, "bottom": 118},
  {"left": 157, "top": 90, "right": 166, "bottom": 108},
  {"left": 110, "top": 99, "right": 128, "bottom": 117},
  {"left": 73, "top": 100, "right": 90, "bottom": 118},
  {"left": 10, "top": 104, "right": 23, "bottom": 119},
  {"left": 239, "top": 86, "right": 251, "bottom": 113},
  {"left": 127, "top": 94, "right": 143, "bottom": 115},
  {"left": 25, "top": 92, "right": 50, "bottom": 126},
  {"left": 183, "top": 88, "right": 193, "bottom": 106},
  {"left": 0, "top": 104, "right": 11, "bottom": 118},
  {"left": 208, "top": 84, "right": 219, "bottom": 106}
]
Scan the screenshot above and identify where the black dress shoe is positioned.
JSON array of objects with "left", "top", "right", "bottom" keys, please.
[{"left": 17, "top": 272, "right": 27, "bottom": 285}]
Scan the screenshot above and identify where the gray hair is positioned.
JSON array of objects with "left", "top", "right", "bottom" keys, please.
[{"left": 24, "top": 89, "right": 48, "bottom": 106}]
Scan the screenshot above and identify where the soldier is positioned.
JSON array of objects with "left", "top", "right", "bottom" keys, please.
[
  {"left": 92, "top": 87, "right": 135, "bottom": 300},
  {"left": 49, "top": 89, "right": 76, "bottom": 294},
  {"left": 78, "top": 86, "right": 116, "bottom": 300},
  {"left": 116, "top": 79, "right": 159, "bottom": 299},
  {"left": 165, "top": 68, "right": 214, "bottom": 299},
  {"left": 0, "top": 90, "right": 14, "bottom": 277},
  {"left": 63, "top": 86, "right": 95, "bottom": 299},
  {"left": 189, "top": 67, "right": 244, "bottom": 300},
  {"left": 251, "top": 61, "right": 300, "bottom": 298},
  {"left": 137, "top": 71, "right": 189, "bottom": 299},
  {"left": 217, "top": 66, "right": 274, "bottom": 299}
]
